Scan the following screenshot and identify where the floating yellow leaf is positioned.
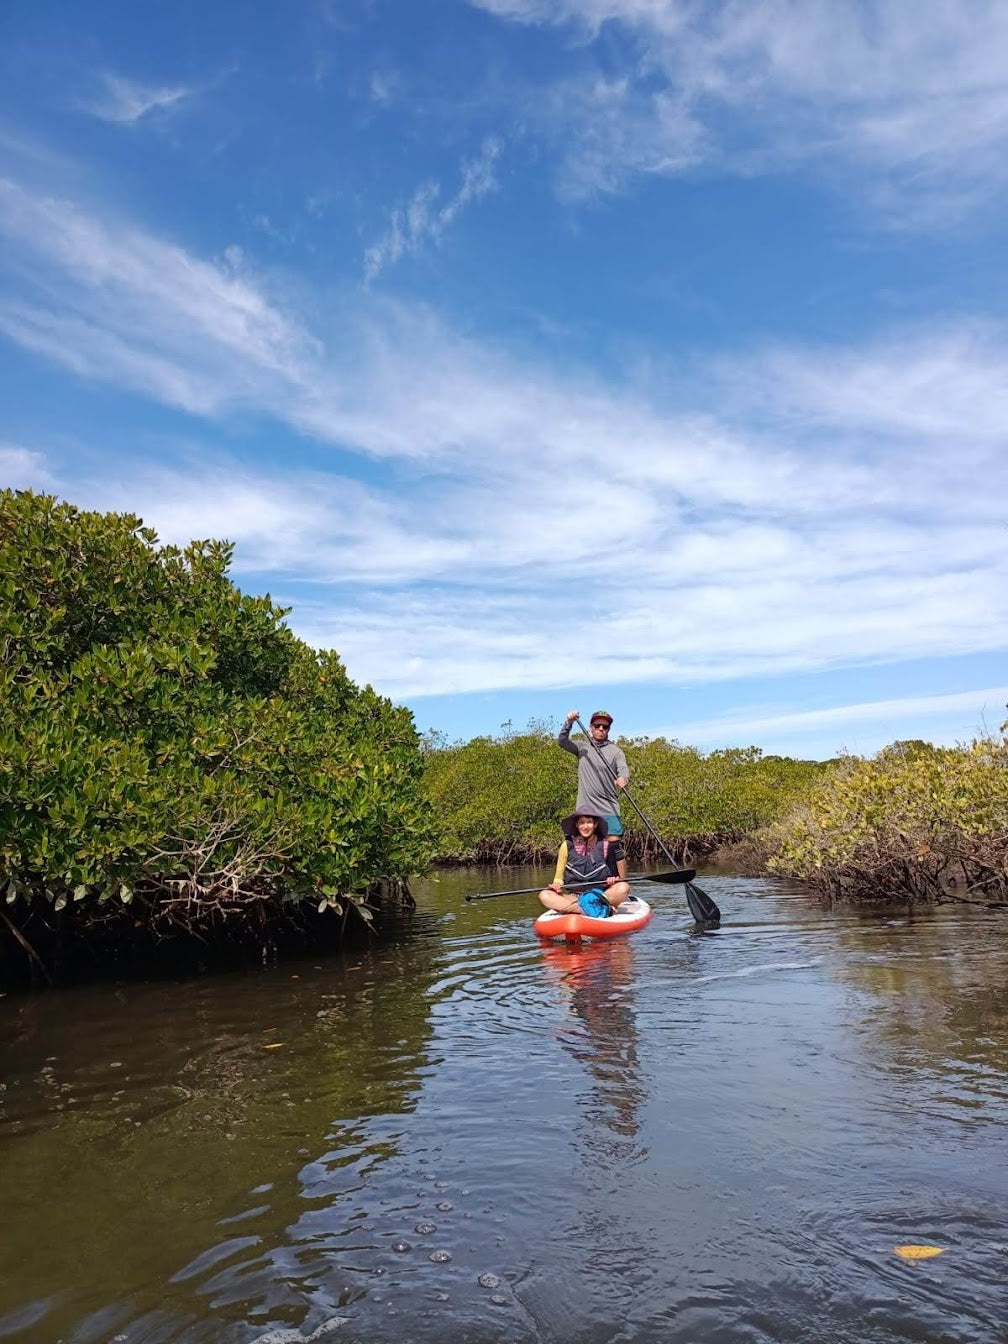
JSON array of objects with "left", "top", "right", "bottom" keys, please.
[
  {"left": 263, "top": 1042, "right": 285, "bottom": 1050},
  {"left": 894, "top": 1244, "right": 945, "bottom": 1260}
]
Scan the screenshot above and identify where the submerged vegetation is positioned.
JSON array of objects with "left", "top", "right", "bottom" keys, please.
[{"left": 0, "top": 490, "right": 434, "bottom": 985}]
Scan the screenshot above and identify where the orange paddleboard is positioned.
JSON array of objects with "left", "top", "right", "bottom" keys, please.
[{"left": 533, "top": 896, "right": 653, "bottom": 943}]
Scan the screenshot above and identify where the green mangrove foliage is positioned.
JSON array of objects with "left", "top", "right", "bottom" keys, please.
[
  {"left": 0, "top": 490, "right": 434, "bottom": 981},
  {"left": 425, "top": 725, "right": 1007, "bottom": 906},
  {"left": 618, "top": 739, "right": 829, "bottom": 858},
  {"left": 767, "top": 736, "right": 1008, "bottom": 903},
  {"left": 423, "top": 725, "right": 830, "bottom": 863}
]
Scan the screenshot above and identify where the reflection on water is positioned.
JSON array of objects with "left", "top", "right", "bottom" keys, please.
[
  {"left": 832, "top": 913, "right": 1008, "bottom": 1126},
  {"left": 1, "top": 870, "right": 1007, "bottom": 1343},
  {"left": 540, "top": 940, "right": 644, "bottom": 1142}
]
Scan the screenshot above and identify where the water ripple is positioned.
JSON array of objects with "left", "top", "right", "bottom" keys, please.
[{"left": 1, "top": 874, "right": 1006, "bottom": 1343}]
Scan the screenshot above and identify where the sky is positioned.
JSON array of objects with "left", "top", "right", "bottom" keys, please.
[{"left": 1, "top": 0, "right": 1006, "bottom": 760}]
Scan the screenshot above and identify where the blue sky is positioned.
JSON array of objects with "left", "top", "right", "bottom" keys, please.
[{"left": 2, "top": 0, "right": 1006, "bottom": 759}]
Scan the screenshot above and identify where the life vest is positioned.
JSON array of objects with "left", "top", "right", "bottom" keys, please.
[{"left": 564, "top": 837, "right": 611, "bottom": 887}]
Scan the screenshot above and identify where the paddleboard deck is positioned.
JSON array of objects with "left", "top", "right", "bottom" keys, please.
[{"left": 533, "top": 895, "right": 653, "bottom": 943}]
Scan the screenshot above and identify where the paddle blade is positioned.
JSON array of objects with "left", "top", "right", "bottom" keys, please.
[
  {"left": 685, "top": 880, "right": 721, "bottom": 925},
  {"left": 645, "top": 868, "right": 696, "bottom": 885}
]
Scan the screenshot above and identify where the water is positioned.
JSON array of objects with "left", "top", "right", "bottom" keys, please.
[{"left": 2, "top": 870, "right": 1006, "bottom": 1343}]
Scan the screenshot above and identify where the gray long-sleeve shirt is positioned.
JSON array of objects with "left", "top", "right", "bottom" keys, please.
[{"left": 557, "top": 722, "right": 630, "bottom": 818}]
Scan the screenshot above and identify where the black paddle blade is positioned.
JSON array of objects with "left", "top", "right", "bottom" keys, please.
[
  {"left": 685, "top": 880, "right": 721, "bottom": 925},
  {"left": 645, "top": 868, "right": 696, "bottom": 885}
]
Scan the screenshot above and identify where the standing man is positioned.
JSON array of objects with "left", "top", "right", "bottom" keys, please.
[{"left": 557, "top": 709, "right": 630, "bottom": 879}]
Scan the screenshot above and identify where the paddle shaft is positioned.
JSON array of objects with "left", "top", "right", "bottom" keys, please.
[
  {"left": 467, "top": 880, "right": 618, "bottom": 903},
  {"left": 466, "top": 867, "right": 695, "bottom": 902}
]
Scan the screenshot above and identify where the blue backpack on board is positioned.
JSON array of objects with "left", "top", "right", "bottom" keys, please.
[{"left": 577, "top": 890, "right": 611, "bottom": 919}]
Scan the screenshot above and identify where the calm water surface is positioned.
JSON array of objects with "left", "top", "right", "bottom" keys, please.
[{"left": 2, "top": 872, "right": 1006, "bottom": 1343}]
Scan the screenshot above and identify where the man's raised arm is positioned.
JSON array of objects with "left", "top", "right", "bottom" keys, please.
[{"left": 557, "top": 709, "right": 581, "bottom": 756}]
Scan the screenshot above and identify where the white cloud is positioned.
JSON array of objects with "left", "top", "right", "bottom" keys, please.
[
  {"left": 0, "top": 176, "right": 316, "bottom": 418},
  {"left": 721, "top": 324, "right": 1008, "bottom": 445},
  {"left": 90, "top": 464, "right": 473, "bottom": 583},
  {"left": 675, "top": 687, "right": 1008, "bottom": 738},
  {"left": 466, "top": 0, "right": 1008, "bottom": 217},
  {"left": 4, "top": 174, "right": 1003, "bottom": 516},
  {"left": 471, "top": 0, "right": 674, "bottom": 26},
  {"left": 0, "top": 442, "right": 55, "bottom": 489},
  {"left": 80, "top": 71, "right": 194, "bottom": 125},
  {"left": 285, "top": 545, "right": 1006, "bottom": 701},
  {"left": 653, "top": 687, "right": 1008, "bottom": 757},
  {"left": 369, "top": 69, "right": 402, "bottom": 107},
  {"left": 0, "top": 175, "right": 1006, "bottom": 706},
  {"left": 364, "top": 138, "right": 503, "bottom": 278}
]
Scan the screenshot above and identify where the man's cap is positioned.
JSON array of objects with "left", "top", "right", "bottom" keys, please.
[{"left": 589, "top": 710, "right": 613, "bottom": 726}]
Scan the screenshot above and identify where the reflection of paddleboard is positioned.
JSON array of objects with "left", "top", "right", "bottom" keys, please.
[{"left": 533, "top": 895, "right": 653, "bottom": 943}]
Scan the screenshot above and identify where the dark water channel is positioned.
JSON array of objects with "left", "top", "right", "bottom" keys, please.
[{"left": 2, "top": 871, "right": 1007, "bottom": 1344}]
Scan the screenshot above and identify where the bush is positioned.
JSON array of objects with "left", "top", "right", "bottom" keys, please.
[
  {"left": 0, "top": 491, "right": 434, "bottom": 982},
  {"left": 766, "top": 735, "right": 1008, "bottom": 903}
]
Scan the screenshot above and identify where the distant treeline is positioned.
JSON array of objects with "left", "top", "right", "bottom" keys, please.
[
  {"left": 3, "top": 489, "right": 1003, "bottom": 994},
  {"left": 424, "top": 725, "right": 1008, "bottom": 907},
  {"left": 421, "top": 724, "right": 832, "bottom": 866},
  {"left": 0, "top": 490, "right": 435, "bottom": 987}
]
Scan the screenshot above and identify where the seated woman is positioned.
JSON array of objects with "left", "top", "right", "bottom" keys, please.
[{"left": 538, "top": 812, "right": 631, "bottom": 917}]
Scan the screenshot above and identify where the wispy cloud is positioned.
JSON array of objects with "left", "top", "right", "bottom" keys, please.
[
  {"left": 79, "top": 71, "right": 195, "bottom": 125},
  {"left": 364, "top": 137, "right": 503, "bottom": 279},
  {"left": 0, "top": 176, "right": 315, "bottom": 418},
  {"left": 0, "top": 441, "right": 55, "bottom": 489},
  {"left": 2, "top": 175, "right": 1006, "bottom": 708},
  {"left": 718, "top": 324, "right": 1008, "bottom": 446},
  {"left": 655, "top": 687, "right": 1008, "bottom": 757},
  {"left": 466, "top": 0, "right": 1008, "bottom": 218},
  {"left": 368, "top": 68, "right": 402, "bottom": 107},
  {"left": 673, "top": 687, "right": 1008, "bottom": 739}
]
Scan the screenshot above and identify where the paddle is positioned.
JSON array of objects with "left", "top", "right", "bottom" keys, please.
[
  {"left": 465, "top": 869, "right": 696, "bottom": 902},
  {"left": 574, "top": 717, "right": 721, "bottom": 925}
]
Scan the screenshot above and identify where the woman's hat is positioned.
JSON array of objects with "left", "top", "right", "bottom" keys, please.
[{"left": 561, "top": 812, "right": 609, "bottom": 838}]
